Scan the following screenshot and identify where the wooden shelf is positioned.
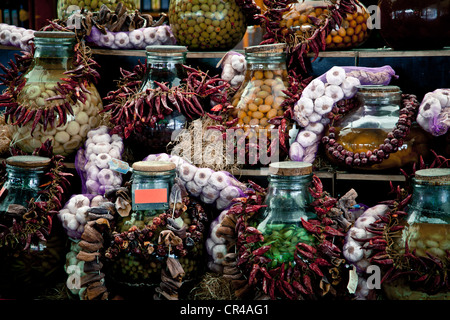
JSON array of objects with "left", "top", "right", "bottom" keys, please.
[
  {"left": 2, "top": 44, "right": 450, "bottom": 59},
  {"left": 231, "top": 168, "right": 405, "bottom": 182}
]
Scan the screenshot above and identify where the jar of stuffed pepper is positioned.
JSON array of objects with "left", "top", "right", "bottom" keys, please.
[
  {"left": 8, "top": 31, "right": 103, "bottom": 157},
  {"left": 279, "top": 0, "right": 371, "bottom": 50},
  {"left": 57, "top": 0, "right": 140, "bottom": 19},
  {"left": 0, "top": 155, "right": 67, "bottom": 298},
  {"left": 229, "top": 43, "right": 290, "bottom": 165},
  {"left": 383, "top": 168, "right": 450, "bottom": 300},
  {"left": 323, "top": 85, "right": 430, "bottom": 171},
  {"left": 127, "top": 46, "right": 187, "bottom": 162},
  {"left": 254, "top": 161, "right": 317, "bottom": 268}
]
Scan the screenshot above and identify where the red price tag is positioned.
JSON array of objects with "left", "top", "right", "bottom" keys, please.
[{"left": 134, "top": 188, "right": 167, "bottom": 204}]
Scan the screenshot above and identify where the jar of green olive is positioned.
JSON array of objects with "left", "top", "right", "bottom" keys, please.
[
  {"left": 255, "top": 161, "right": 316, "bottom": 267},
  {"left": 168, "top": 0, "right": 247, "bottom": 50}
]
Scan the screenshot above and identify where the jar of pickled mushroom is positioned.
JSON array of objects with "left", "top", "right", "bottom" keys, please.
[
  {"left": 168, "top": 0, "right": 247, "bottom": 50},
  {"left": 127, "top": 45, "right": 188, "bottom": 162},
  {"left": 57, "top": 0, "right": 140, "bottom": 19},
  {"left": 8, "top": 31, "right": 103, "bottom": 157},
  {"left": 0, "top": 155, "right": 67, "bottom": 298},
  {"left": 229, "top": 43, "right": 289, "bottom": 164},
  {"left": 383, "top": 168, "right": 450, "bottom": 300},
  {"left": 323, "top": 85, "right": 430, "bottom": 171},
  {"left": 280, "top": 0, "right": 371, "bottom": 50},
  {"left": 254, "top": 161, "right": 316, "bottom": 268}
]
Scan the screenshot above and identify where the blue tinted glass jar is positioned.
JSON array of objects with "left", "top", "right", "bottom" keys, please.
[
  {"left": 255, "top": 161, "right": 316, "bottom": 267},
  {"left": 0, "top": 155, "right": 66, "bottom": 298}
]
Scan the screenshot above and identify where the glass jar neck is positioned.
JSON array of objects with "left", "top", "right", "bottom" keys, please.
[
  {"left": 259, "top": 173, "right": 314, "bottom": 225},
  {"left": 5, "top": 165, "right": 46, "bottom": 189},
  {"left": 245, "top": 52, "right": 287, "bottom": 70},
  {"left": 32, "top": 37, "right": 75, "bottom": 71},
  {"left": 407, "top": 180, "right": 450, "bottom": 224},
  {"left": 141, "top": 52, "right": 186, "bottom": 90}
]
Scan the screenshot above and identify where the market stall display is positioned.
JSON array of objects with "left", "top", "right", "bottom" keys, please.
[{"left": 0, "top": 0, "right": 449, "bottom": 302}]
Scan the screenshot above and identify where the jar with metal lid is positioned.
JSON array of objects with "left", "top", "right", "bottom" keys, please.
[
  {"left": 383, "top": 168, "right": 450, "bottom": 300},
  {"left": 127, "top": 46, "right": 188, "bottom": 162},
  {"left": 229, "top": 44, "right": 290, "bottom": 165},
  {"left": 8, "top": 31, "right": 103, "bottom": 157},
  {"left": 0, "top": 155, "right": 67, "bottom": 298},
  {"left": 254, "top": 161, "right": 316, "bottom": 268},
  {"left": 324, "top": 85, "right": 430, "bottom": 171}
]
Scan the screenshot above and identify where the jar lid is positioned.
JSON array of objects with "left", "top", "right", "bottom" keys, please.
[
  {"left": 146, "top": 45, "right": 188, "bottom": 53},
  {"left": 414, "top": 168, "right": 450, "bottom": 184},
  {"left": 6, "top": 155, "right": 52, "bottom": 168},
  {"left": 245, "top": 43, "right": 286, "bottom": 54},
  {"left": 269, "top": 161, "right": 312, "bottom": 176},
  {"left": 34, "top": 31, "right": 76, "bottom": 39},
  {"left": 132, "top": 161, "right": 176, "bottom": 172}
]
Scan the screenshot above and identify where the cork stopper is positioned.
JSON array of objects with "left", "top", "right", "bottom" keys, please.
[
  {"left": 269, "top": 161, "right": 312, "bottom": 176},
  {"left": 34, "top": 31, "right": 76, "bottom": 39},
  {"left": 6, "top": 155, "right": 51, "bottom": 169},
  {"left": 132, "top": 161, "right": 176, "bottom": 172},
  {"left": 356, "top": 85, "right": 402, "bottom": 97},
  {"left": 414, "top": 168, "right": 450, "bottom": 185},
  {"left": 146, "top": 45, "right": 187, "bottom": 54},
  {"left": 245, "top": 43, "right": 286, "bottom": 55}
]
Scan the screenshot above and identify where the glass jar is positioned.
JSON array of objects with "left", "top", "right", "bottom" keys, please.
[
  {"left": 127, "top": 46, "right": 187, "bottom": 162},
  {"left": 0, "top": 156, "right": 67, "bottom": 298},
  {"left": 378, "top": 0, "right": 450, "bottom": 50},
  {"left": 280, "top": 0, "right": 371, "bottom": 50},
  {"left": 383, "top": 168, "right": 450, "bottom": 300},
  {"left": 324, "top": 85, "right": 430, "bottom": 171},
  {"left": 111, "top": 161, "right": 176, "bottom": 288},
  {"left": 0, "top": 155, "right": 51, "bottom": 221},
  {"left": 9, "top": 31, "right": 103, "bottom": 157},
  {"left": 57, "top": 0, "right": 140, "bottom": 20},
  {"left": 254, "top": 161, "right": 317, "bottom": 268},
  {"left": 168, "top": 0, "right": 247, "bottom": 50},
  {"left": 229, "top": 44, "right": 289, "bottom": 164}
]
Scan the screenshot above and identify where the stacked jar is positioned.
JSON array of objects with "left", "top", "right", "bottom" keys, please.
[
  {"left": 323, "top": 85, "right": 430, "bottom": 171},
  {"left": 280, "top": 0, "right": 371, "bottom": 50},
  {"left": 127, "top": 45, "right": 187, "bottom": 162},
  {"left": 8, "top": 31, "right": 103, "bottom": 157},
  {"left": 229, "top": 43, "right": 289, "bottom": 164},
  {"left": 254, "top": 161, "right": 317, "bottom": 267},
  {"left": 383, "top": 168, "right": 450, "bottom": 300},
  {"left": 0, "top": 156, "right": 66, "bottom": 298}
]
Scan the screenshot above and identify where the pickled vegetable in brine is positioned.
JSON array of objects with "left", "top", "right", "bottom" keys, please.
[{"left": 403, "top": 222, "right": 450, "bottom": 259}]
